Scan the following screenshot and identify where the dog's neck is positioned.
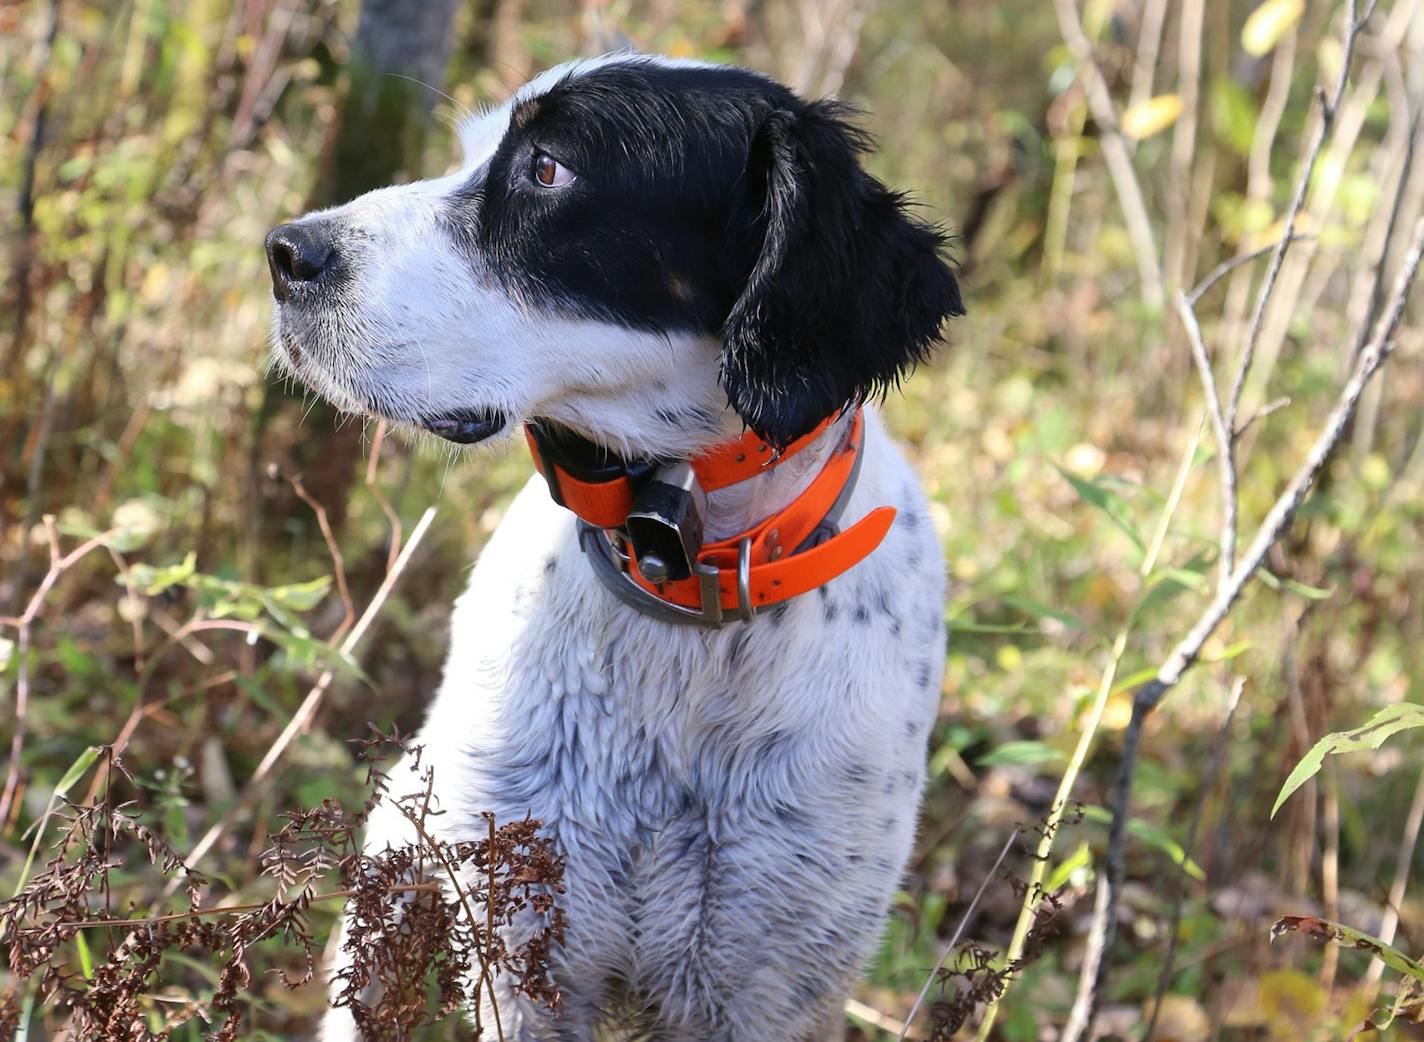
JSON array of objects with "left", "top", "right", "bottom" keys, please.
[{"left": 701, "top": 412, "right": 854, "bottom": 542}]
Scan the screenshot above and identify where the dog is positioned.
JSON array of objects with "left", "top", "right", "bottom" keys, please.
[{"left": 267, "top": 54, "right": 963, "bottom": 1042}]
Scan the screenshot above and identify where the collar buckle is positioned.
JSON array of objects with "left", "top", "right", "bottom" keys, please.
[
  {"left": 625, "top": 462, "right": 708, "bottom": 584},
  {"left": 579, "top": 522, "right": 743, "bottom": 628}
]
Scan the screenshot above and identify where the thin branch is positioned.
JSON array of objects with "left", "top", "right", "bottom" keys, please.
[
  {"left": 897, "top": 828, "right": 1020, "bottom": 1039},
  {"left": 278, "top": 467, "right": 356, "bottom": 644},
  {"left": 1141, "top": 677, "right": 1244, "bottom": 1041},
  {"left": 1188, "top": 236, "right": 1317, "bottom": 307},
  {"left": 1067, "top": 214, "right": 1424, "bottom": 1039},
  {"left": 1239, "top": 396, "right": 1291, "bottom": 435},
  {"left": 1351, "top": 88, "right": 1421, "bottom": 362},
  {"left": 0, "top": 520, "right": 123, "bottom": 830},
  {"left": 1051, "top": 0, "right": 1164, "bottom": 308},
  {"left": 52, "top": 882, "right": 441, "bottom": 930},
  {"left": 1177, "top": 293, "right": 1235, "bottom": 592},
  {"left": 169, "top": 505, "right": 437, "bottom": 888},
  {"left": 366, "top": 421, "right": 403, "bottom": 576},
  {"left": 1363, "top": 762, "right": 1424, "bottom": 987},
  {"left": 1228, "top": 0, "right": 1370, "bottom": 445},
  {"left": 979, "top": 419, "right": 1203, "bottom": 1040}
]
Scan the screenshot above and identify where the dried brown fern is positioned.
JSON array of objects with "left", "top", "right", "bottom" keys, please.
[{"left": 0, "top": 729, "right": 565, "bottom": 1041}]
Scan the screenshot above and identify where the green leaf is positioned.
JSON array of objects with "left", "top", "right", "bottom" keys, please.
[
  {"left": 1207, "top": 639, "right": 1253, "bottom": 663},
  {"left": 1112, "top": 665, "right": 1160, "bottom": 696},
  {"left": 1271, "top": 914, "right": 1424, "bottom": 984},
  {"left": 999, "top": 595, "right": 1084, "bottom": 630},
  {"left": 53, "top": 745, "right": 104, "bottom": 795},
  {"left": 1211, "top": 76, "right": 1258, "bottom": 155},
  {"left": 75, "top": 930, "right": 95, "bottom": 980},
  {"left": 264, "top": 575, "right": 333, "bottom": 611},
  {"left": 264, "top": 627, "right": 369, "bottom": 685},
  {"left": 1132, "top": 570, "right": 1196, "bottom": 625},
  {"left": 1156, "top": 566, "right": 1208, "bottom": 589},
  {"left": 1056, "top": 467, "right": 1145, "bottom": 553},
  {"left": 57, "top": 517, "right": 151, "bottom": 554},
  {"left": 125, "top": 551, "right": 197, "bottom": 595},
  {"left": 1082, "top": 805, "right": 1204, "bottom": 880},
  {"left": 1045, "top": 840, "right": 1093, "bottom": 894},
  {"left": 14, "top": 745, "right": 103, "bottom": 898},
  {"left": 978, "top": 740, "right": 1066, "bottom": 768},
  {"left": 1258, "top": 569, "right": 1334, "bottom": 600},
  {"left": 945, "top": 618, "right": 1037, "bottom": 635},
  {"left": 1272, "top": 703, "right": 1424, "bottom": 817},
  {"left": 209, "top": 595, "right": 265, "bottom": 621}
]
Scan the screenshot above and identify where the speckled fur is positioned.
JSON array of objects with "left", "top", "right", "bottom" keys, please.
[{"left": 323, "top": 410, "right": 944, "bottom": 1042}]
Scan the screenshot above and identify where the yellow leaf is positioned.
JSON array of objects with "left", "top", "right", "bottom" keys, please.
[
  {"left": 1317, "top": 37, "right": 1345, "bottom": 86},
  {"left": 1121, "top": 94, "right": 1184, "bottom": 139},
  {"left": 1259, "top": 969, "right": 1326, "bottom": 1038},
  {"left": 1242, "top": 0, "right": 1305, "bottom": 57},
  {"left": 1102, "top": 693, "right": 1135, "bottom": 731},
  {"left": 1144, "top": 993, "right": 1210, "bottom": 1040},
  {"left": 1250, "top": 213, "right": 1315, "bottom": 250},
  {"left": 140, "top": 262, "right": 169, "bottom": 305}
]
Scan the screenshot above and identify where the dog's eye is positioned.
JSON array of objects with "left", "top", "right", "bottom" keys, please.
[{"left": 532, "top": 152, "right": 576, "bottom": 188}]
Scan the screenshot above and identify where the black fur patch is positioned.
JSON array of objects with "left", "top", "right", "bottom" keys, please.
[{"left": 445, "top": 58, "right": 964, "bottom": 446}]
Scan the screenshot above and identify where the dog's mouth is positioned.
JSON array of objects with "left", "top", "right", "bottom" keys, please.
[{"left": 418, "top": 407, "right": 508, "bottom": 444}]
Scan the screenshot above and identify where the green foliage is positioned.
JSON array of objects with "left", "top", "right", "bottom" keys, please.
[
  {"left": 1273, "top": 703, "right": 1424, "bottom": 817},
  {"left": 4, "top": 0, "right": 1424, "bottom": 1038}
]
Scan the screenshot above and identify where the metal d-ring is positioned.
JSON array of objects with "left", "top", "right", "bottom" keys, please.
[{"left": 736, "top": 537, "right": 754, "bottom": 623}]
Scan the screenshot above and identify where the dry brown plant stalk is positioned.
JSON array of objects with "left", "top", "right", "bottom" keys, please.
[{"left": 1, "top": 730, "right": 566, "bottom": 1042}]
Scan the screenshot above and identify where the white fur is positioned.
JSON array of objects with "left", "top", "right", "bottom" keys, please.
[{"left": 282, "top": 57, "right": 948, "bottom": 1042}]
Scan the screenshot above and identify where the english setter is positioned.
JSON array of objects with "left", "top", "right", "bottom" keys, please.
[{"left": 266, "top": 53, "right": 963, "bottom": 1042}]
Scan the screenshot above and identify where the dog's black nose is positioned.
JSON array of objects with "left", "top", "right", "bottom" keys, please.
[{"left": 265, "top": 222, "right": 336, "bottom": 301}]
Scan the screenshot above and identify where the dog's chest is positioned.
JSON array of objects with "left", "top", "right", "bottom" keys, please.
[{"left": 418, "top": 464, "right": 945, "bottom": 1022}]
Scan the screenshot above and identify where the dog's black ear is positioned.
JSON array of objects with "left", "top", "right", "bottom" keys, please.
[{"left": 721, "top": 101, "right": 964, "bottom": 448}]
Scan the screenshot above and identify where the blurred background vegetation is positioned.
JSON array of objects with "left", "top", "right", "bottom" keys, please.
[{"left": 3, "top": 0, "right": 1424, "bottom": 1037}]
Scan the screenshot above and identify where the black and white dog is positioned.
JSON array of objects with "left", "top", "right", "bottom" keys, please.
[{"left": 268, "top": 54, "right": 962, "bottom": 1042}]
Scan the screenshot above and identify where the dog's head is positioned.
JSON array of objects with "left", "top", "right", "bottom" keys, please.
[{"left": 266, "top": 55, "right": 963, "bottom": 456}]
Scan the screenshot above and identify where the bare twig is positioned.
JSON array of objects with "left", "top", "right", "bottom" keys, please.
[
  {"left": 897, "top": 828, "right": 1020, "bottom": 1040},
  {"left": 1188, "top": 236, "right": 1317, "bottom": 307},
  {"left": 1050, "top": 0, "right": 1164, "bottom": 308},
  {"left": 1177, "top": 294, "right": 1235, "bottom": 592},
  {"left": 1363, "top": 762, "right": 1424, "bottom": 988},
  {"left": 366, "top": 421, "right": 404, "bottom": 576},
  {"left": 278, "top": 467, "right": 356, "bottom": 644},
  {"left": 170, "top": 505, "right": 437, "bottom": 887},
  {"left": 849, "top": 998, "right": 924, "bottom": 1041},
  {"left": 1127, "top": 0, "right": 1170, "bottom": 115},
  {"left": 1141, "top": 677, "right": 1244, "bottom": 1041},
  {"left": 0, "top": 520, "right": 123, "bottom": 830},
  {"left": 1162, "top": 0, "right": 1204, "bottom": 293},
  {"left": 978, "top": 419, "right": 1204, "bottom": 1040},
  {"left": 1228, "top": 0, "right": 1371, "bottom": 450},
  {"left": 1066, "top": 215, "right": 1424, "bottom": 1039},
  {"left": 54, "top": 882, "right": 441, "bottom": 930}
]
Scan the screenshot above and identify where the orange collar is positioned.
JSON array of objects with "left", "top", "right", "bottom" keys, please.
[{"left": 526, "top": 411, "right": 895, "bottom": 627}]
